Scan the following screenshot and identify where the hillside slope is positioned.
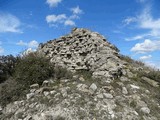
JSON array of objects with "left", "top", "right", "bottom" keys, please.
[{"left": 0, "top": 28, "right": 160, "bottom": 120}]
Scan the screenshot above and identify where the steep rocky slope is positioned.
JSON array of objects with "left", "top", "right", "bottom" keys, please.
[{"left": 0, "top": 28, "right": 160, "bottom": 120}]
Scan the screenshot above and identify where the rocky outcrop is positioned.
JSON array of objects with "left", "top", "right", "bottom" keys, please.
[
  {"left": 38, "top": 28, "right": 125, "bottom": 79},
  {"left": 1, "top": 75, "right": 160, "bottom": 120},
  {"left": 1, "top": 28, "right": 160, "bottom": 120}
]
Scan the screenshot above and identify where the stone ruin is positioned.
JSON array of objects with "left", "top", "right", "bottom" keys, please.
[{"left": 38, "top": 28, "right": 126, "bottom": 79}]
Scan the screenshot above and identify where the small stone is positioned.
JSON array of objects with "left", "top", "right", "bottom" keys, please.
[
  {"left": 130, "top": 84, "right": 140, "bottom": 89},
  {"left": 120, "top": 76, "right": 129, "bottom": 82},
  {"left": 89, "top": 83, "right": 97, "bottom": 93},
  {"left": 23, "top": 115, "right": 32, "bottom": 120},
  {"left": 44, "top": 91, "right": 50, "bottom": 96},
  {"left": 54, "top": 93, "right": 61, "bottom": 98},
  {"left": 30, "top": 84, "right": 39, "bottom": 89},
  {"left": 145, "top": 90, "right": 150, "bottom": 94},
  {"left": 79, "top": 76, "right": 85, "bottom": 81},
  {"left": 61, "top": 88, "right": 68, "bottom": 97},
  {"left": 42, "top": 80, "right": 50, "bottom": 87},
  {"left": 50, "top": 90, "right": 56, "bottom": 95},
  {"left": 97, "top": 94, "right": 104, "bottom": 99},
  {"left": 0, "top": 106, "right": 2, "bottom": 114},
  {"left": 26, "top": 93, "right": 35, "bottom": 99},
  {"left": 30, "top": 89, "right": 36, "bottom": 93},
  {"left": 122, "top": 87, "right": 128, "bottom": 94},
  {"left": 103, "top": 93, "right": 113, "bottom": 99},
  {"left": 77, "top": 84, "right": 89, "bottom": 92},
  {"left": 140, "top": 107, "right": 150, "bottom": 114}
]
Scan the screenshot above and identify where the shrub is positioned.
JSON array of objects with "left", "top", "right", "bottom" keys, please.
[
  {"left": 0, "top": 52, "right": 75, "bottom": 106},
  {"left": 54, "top": 66, "right": 73, "bottom": 80},
  {"left": 76, "top": 70, "right": 93, "bottom": 80},
  {"left": 143, "top": 70, "right": 160, "bottom": 83},
  {"left": 0, "top": 55, "right": 17, "bottom": 83},
  {"left": 14, "top": 52, "right": 55, "bottom": 86},
  {"left": 120, "top": 55, "right": 144, "bottom": 66},
  {"left": 0, "top": 79, "right": 27, "bottom": 106}
]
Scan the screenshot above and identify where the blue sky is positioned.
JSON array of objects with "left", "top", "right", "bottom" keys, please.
[{"left": 0, "top": 0, "right": 160, "bottom": 69}]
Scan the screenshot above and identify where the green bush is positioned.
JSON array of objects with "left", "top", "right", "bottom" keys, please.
[
  {"left": 76, "top": 70, "right": 93, "bottom": 80},
  {"left": 0, "top": 79, "right": 26, "bottom": 106},
  {"left": 0, "top": 52, "right": 75, "bottom": 106},
  {"left": 14, "top": 52, "right": 55, "bottom": 86},
  {"left": 54, "top": 66, "right": 73, "bottom": 80},
  {"left": 120, "top": 55, "right": 144, "bottom": 66},
  {"left": 143, "top": 70, "right": 160, "bottom": 83},
  {"left": 0, "top": 55, "right": 17, "bottom": 83}
]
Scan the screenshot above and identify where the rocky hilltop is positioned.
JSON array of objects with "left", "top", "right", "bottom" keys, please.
[
  {"left": 38, "top": 28, "right": 124, "bottom": 80},
  {"left": 0, "top": 28, "right": 160, "bottom": 120}
]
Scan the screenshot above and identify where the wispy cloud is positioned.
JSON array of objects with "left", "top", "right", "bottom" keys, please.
[
  {"left": 125, "top": 34, "right": 149, "bottom": 41},
  {"left": 46, "top": 0, "right": 62, "bottom": 8},
  {"left": 123, "top": 17, "right": 137, "bottom": 25},
  {"left": 124, "top": 5, "right": 160, "bottom": 40},
  {"left": 124, "top": 1, "right": 160, "bottom": 69},
  {"left": 0, "top": 12, "right": 22, "bottom": 33},
  {"left": 16, "top": 40, "right": 39, "bottom": 48},
  {"left": 131, "top": 39, "right": 160, "bottom": 53},
  {"left": 139, "top": 55, "right": 152, "bottom": 60},
  {"left": 138, "top": 7, "right": 160, "bottom": 32}
]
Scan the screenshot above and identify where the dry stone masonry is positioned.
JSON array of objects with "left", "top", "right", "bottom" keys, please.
[{"left": 38, "top": 28, "right": 125, "bottom": 79}]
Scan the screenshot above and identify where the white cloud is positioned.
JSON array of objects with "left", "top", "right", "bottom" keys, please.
[
  {"left": 0, "top": 47, "right": 4, "bottom": 54},
  {"left": 46, "top": 14, "right": 66, "bottom": 23},
  {"left": 139, "top": 55, "right": 152, "bottom": 60},
  {"left": 138, "top": 7, "right": 160, "bottom": 30},
  {"left": 69, "top": 14, "right": 80, "bottom": 20},
  {"left": 0, "top": 13, "right": 22, "bottom": 33},
  {"left": 71, "top": 6, "right": 83, "bottom": 14},
  {"left": 46, "top": 14, "right": 77, "bottom": 27},
  {"left": 16, "top": 40, "right": 39, "bottom": 48},
  {"left": 64, "top": 20, "right": 75, "bottom": 26},
  {"left": 22, "top": 48, "right": 36, "bottom": 56},
  {"left": 131, "top": 39, "right": 160, "bottom": 53},
  {"left": 46, "top": 6, "right": 83, "bottom": 27},
  {"left": 124, "top": 5, "right": 160, "bottom": 40},
  {"left": 46, "top": 0, "right": 62, "bottom": 8},
  {"left": 28, "top": 40, "right": 39, "bottom": 48}
]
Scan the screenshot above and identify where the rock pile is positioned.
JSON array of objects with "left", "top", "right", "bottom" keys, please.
[
  {"left": 38, "top": 28, "right": 124, "bottom": 79},
  {"left": 1, "top": 75, "right": 160, "bottom": 120},
  {"left": 1, "top": 28, "right": 160, "bottom": 120}
]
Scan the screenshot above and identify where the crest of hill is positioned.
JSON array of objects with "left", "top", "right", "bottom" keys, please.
[
  {"left": 1, "top": 28, "right": 160, "bottom": 120},
  {"left": 38, "top": 28, "right": 126, "bottom": 80}
]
